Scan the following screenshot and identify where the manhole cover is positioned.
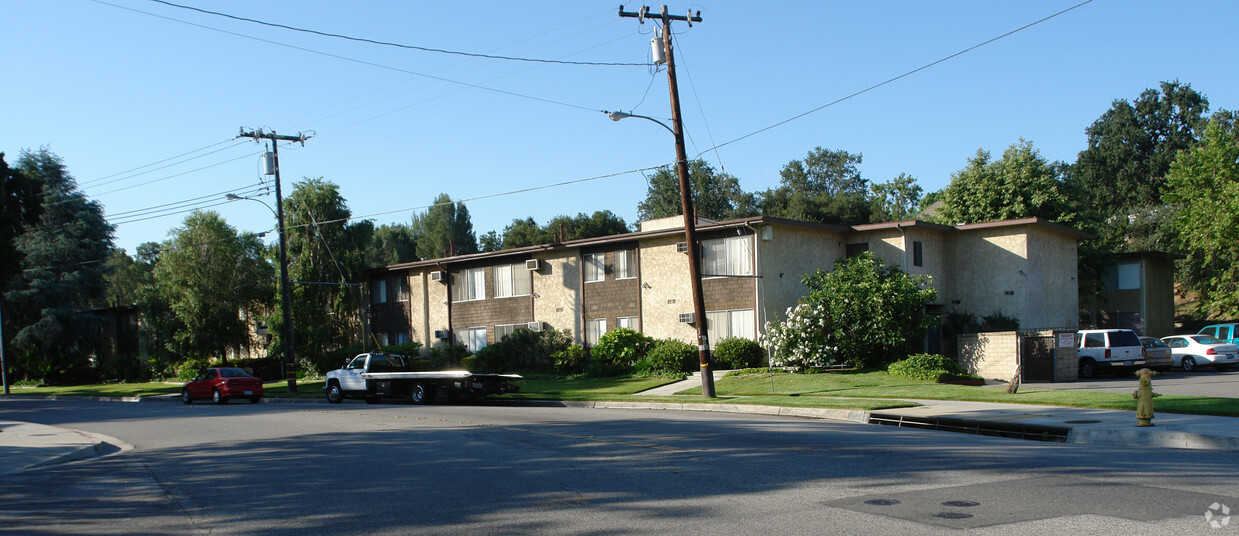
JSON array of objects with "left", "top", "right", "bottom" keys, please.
[
  {"left": 864, "top": 499, "right": 900, "bottom": 506},
  {"left": 934, "top": 512, "right": 974, "bottom": 519},
  {"left": 1065, "top": 420, "right": 1101, "bottom": 424},
  {"left": 941, "top": 500, "right": 980, "bottom": 507}
]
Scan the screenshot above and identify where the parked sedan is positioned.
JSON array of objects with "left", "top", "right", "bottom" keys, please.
[
  {"left": 182, "top": 367, "right": 264, "bottom": 404},
  {"left": 1138, "top": 337, "right": 1174, "bottom": 371},
  {"left": 1160, "top": 335, "right": 1239, "bottom": 372}
]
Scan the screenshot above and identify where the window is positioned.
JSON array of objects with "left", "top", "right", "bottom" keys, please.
[
  {"left": 452, "top": 268, "right": 486, "bottom": 302},
  {"left": 1116, "top": 261, "right": 1140, "bottom": 290},
  {"left": 583, "top": 253, "right": 604, "bottom": 282},
  {"left": 912, "top": 241, "right": 923, "bottom": 267},
  {"left": 706, "top": 309, "right": 755, "bottom": 341},
  {"left": 701, "top": 235, "right": 752, "bottom": 277},
  {"left": 494, "top": 263, "right": 532, "bottom": 298},
  {"left": 586, "top": 318, "right": 606, "bottom": 345},
  {"left": 392, "top": 331, "right": 410, "bottom": 344},
  {"left": 494, "top": 323, "right": 530, "bottom": 341},
  {"left": 456, "top": 327, "right": 487, "bottom": 352},
  {"left": 394, "top": 277, "right": 409, "bottom": 301},
  {"left": 616, "top": 249, "right": 637, "bottom": 279},
  {"left": 617, "top": 316, "right": 640, "bottom": 331},
  {"left": 371, "top": 279, "right": 387, "bottom": 304}
]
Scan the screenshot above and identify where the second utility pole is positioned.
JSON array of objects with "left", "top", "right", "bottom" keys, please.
[
  {"left": 619, "top": 5, "right": 713, "bottom": 397},
  {"left": 237, "top": 128, "right": 311, "bottom": 394}
]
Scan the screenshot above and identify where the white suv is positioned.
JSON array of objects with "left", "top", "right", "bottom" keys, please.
[{"left": 1076, "top": 329, "right": 1146, "bottom": 379}]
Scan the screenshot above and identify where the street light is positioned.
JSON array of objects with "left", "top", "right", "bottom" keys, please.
[
  {"left": 606, "top": 110, "right": 676, "bottom": 136},
  {"left": 225, "top": 191, "right": 295, "bottom": 393}
]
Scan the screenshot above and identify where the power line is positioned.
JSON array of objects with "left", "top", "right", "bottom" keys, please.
[
  {"left": 697, "top": 0, "right": 1097, "bottom": 157},
  {"left": 109, "top": 183, "right": 269, "bottom": 225},
  {"left": 77, "top": 138, "right": 242, "bottom": 188},
  {"left": 91, "top": 0, "right": 605, "bottom": 113},
  {"left": 146, "top": 0, "right": 648, "bottom": 67}
]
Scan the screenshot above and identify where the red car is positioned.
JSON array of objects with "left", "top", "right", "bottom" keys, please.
[{"left": 181, "top": 367, "right": 264, "bottom": 404}]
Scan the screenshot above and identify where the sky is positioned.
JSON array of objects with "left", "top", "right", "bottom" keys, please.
[{"left": 5, "top": 0, "right": 1239, "bottom": 258}]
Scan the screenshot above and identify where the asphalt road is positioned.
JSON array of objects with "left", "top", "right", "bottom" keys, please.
[
  {"left": 1028, "top": 368, "right": 1239, "bottom": 398},
  {"left": 1, "top": 399, "right": 1236, "bottom": 535}
]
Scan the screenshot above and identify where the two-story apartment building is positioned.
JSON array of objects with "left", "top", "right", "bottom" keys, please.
[{"left": 366, "top": 215, "right": 1089, "bottom": 356}]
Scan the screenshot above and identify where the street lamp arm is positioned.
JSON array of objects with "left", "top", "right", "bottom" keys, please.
[
  {"left": 604, "top": 110, "right": 676, "bottom": 136},
  {"left": 225, "top": 193, "right": 277, "bottom": 218}
]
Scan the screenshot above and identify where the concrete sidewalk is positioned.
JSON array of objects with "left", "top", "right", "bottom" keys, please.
[{"left": 3, "top": 381, "right": 1237, "bottom": 475}]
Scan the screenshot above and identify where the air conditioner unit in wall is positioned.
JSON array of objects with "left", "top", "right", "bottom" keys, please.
[
  {"left": 526, "top": 321, "right": 545, "bottom": 332},
  {"left": 526, "top": 259, "right": 541, "bottom": 271},
  {"left": 430, "top": 271, "right": 446, "bottom": 282},
  {"left": 433, "top": 330, "right": 450, "bottom": 339},
  {"left": 678, "top": 313, "right": 695, "bottom": 324},
  {"left": 676, "top": 242, "right": 689, "bottom": 253}
]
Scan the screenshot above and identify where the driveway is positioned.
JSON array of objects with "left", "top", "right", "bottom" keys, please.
[{"left": 1026, "top": 368, "right": 1239, "bottom": 398}]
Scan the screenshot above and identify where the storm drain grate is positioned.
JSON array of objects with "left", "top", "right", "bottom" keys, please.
[{"left": 868, "top": 413, "right": 1070, "bottom": 443}]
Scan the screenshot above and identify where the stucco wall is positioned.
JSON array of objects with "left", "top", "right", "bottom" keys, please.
[
  {"left": 1023, "top": 228, "right": 1080, "bottom": 329},
  {"left": 639, "top": 235, "right": 698, "bottom": 343},
  {"left": 755, "top": 223, "right": 846, "bottom": 328},
  {"left": 532, "top": 250, "right": 582, "bottom": 341},
  {"left": 946, "top": 229, "right": 1028, "bottom": 324}
]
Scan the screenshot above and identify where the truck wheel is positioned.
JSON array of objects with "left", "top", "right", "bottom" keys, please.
[
  {"left": 212, "top": 389, "right": 227, "bottom": 404},
  {"left": 325, "top": 382, "right": 344, "bottom": 404},
  {"left": 1078, "top": 358, "right": 1097, "bottom": 379},
  {"left": 1182, "top": 356, "right": 1197, "bottom": 372},
  {"left": 411, "top": 383, "right": 432, "bottom": 405}
]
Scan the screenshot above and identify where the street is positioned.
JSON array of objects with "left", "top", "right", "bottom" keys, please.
[{"left": 0, "top": 398, "right": 1236, "bottom": 535}]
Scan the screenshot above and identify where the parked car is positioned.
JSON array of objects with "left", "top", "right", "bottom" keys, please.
[
  {"left": 1076, "top": 329, "right": 1146, "bottom": 379},
  {"left": 1160, "top": 335, "right": 1239, "bottom": 372},
  {"left": 1198, "top": 323, "right": 1239, "bottom": 346},
  {"left": 1137, "top": 337, "right": 1174, "bottom": 371},
  {"left": 182, "top": 367, "right": 264, "bottom": 404}
]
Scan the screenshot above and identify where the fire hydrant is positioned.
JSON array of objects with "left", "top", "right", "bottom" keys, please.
[{"left": 1132, "top": 368, "right": 1160, "bottom": 427}]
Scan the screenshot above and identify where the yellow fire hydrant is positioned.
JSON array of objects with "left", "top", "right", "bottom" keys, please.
[{"left": 1132, "top": 368, "right": 1160, "bottom": 427}]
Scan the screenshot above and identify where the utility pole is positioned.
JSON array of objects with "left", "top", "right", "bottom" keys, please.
[
  {"left": 237, "top": 128, "right": 311, "bottom": 394},
  {"left": 619, "top": 5, "right": 714, "bottom": 397}
]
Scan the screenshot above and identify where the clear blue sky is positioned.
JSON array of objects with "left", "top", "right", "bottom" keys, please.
[{"left": 5, "top": 0, "right": 1239, "bottom": 257}]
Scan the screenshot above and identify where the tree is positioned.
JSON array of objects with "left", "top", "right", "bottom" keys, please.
[
  {"left": 0, "top": 153, "right": 42, "bottom": 288},
  {"left": 498, "top": 217, "right": 550, "bottom": 249},
  {"left": 154, "top": 211, "right": 272, "bottom": 363},
  {"left": 545, "top": 211, "right": 629, "bottom": 242},
  {"left": 936, "top": 139, "right": 1074, "bottom": 225},
  {"left": 4, "top": 148, "right": 114, "bottom": 383},
  {"left": 636, "top": 159, "right": 756, "bottom": 222},
  {"left": 1071, "top": 80, "right": 1209, "bottom": 252},
  {"left": 278, "top": 178, "right": 368, "bottom": 361},
  {"left": 411, "top": 193, "right": 477, "bottom": 259},
  {"left": 869, "top": 173, "right": 923, "bottom": 222},
  {"left": 760, "top": 147, "right": 873, "bottom": 224},
  {"left": 363, "top": 223, "right": 418, "bottom": 266},
  {"left": 1166, "top": 113, "right": 1239, "bottom": 317},
  {"left": 761, "top": 252, "right": 937, "bottom": 369},
  {"left": 93, "top": 248, "right": 155, "bottom": 309}
]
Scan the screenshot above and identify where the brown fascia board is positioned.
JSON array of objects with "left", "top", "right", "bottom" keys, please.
[
  {"left": 952, "top": 217, "right": 1093, "bottom": 241},
  {"left": 850, "top": 219, "right": 956, "bottom": 233},
  {"left": 373, "top": 216, "right": 855, "bottom": 274}
]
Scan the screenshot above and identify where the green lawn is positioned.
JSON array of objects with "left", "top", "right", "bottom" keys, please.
[{"left": 5, "top": 370, "right": 1236, "bottom": 417}]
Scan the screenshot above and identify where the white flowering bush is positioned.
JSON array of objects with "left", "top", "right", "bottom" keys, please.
[{"left": 760, "top": 303, "right": 838, "bottom": 368}]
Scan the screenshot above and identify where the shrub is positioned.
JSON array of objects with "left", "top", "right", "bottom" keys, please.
[
  {"left": 761, "top": 303, "right": 835, "bottom": 369},
  {"left": 980, "top": 311, "right": 1019, "bottom": 332},
  {"left": 428, "top": 343, "right": 470, "bottom": 369},
  {"left": 472, "top": 328, "right": 573, "bottom": 373},
  {"left": 590, "top": 328, "right": 653, "bottom": 372},
  {"left": 713, "top": 337, "right": 765, "bottom": 369},
  {"left": 175, "top": 358, "right": 210, "bottom": 381},
  {"left": 633, "top": 339, "right": 697, "bottom": 377},
  {"left": 552, "top": 344, "right": 589, "bottom": 375},
  {"left": 887, "top": 353, "right": 980, "bottom": 382}
]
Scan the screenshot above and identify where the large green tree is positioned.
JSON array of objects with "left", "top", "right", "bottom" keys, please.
[
  {"left": 363, "top": 223, "right": 418, "bottom": 266},
  {"left": 4, "top": 148, "right": 114, "bottom": 383},
  {"left": 278, "top": 178, "right": 369, "bottom": 360},
  {"left": 0, "top": 153, "right": 42, "bottom": 288},
  {"left": 154, "top": 211, "right": 272, "bottom": 363},
  {"left": 1071, "top": 80, "right": 1209, "bottom": 252},
  {"left": 1165, "top": 113, "right": 1239, "bottom": 317},
  {"left": 636, "top": 159, "right": 756, "bottom": 222},
  {"left": 869, "top": 173, "right": 923, "bottom": 222},
  {"left": 936, "top": 139, "right": 1074, "bottom": 225},
  {"left": 760, "top": 147, "right": 873, "bottom": 224},
  {"left": 411, "top": 193, "right": 478, "bottom": 259}
]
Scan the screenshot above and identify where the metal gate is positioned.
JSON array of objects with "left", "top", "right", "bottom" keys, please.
[{"left": 1021, "top": 333, "right": 1056, "bottom": 382}]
